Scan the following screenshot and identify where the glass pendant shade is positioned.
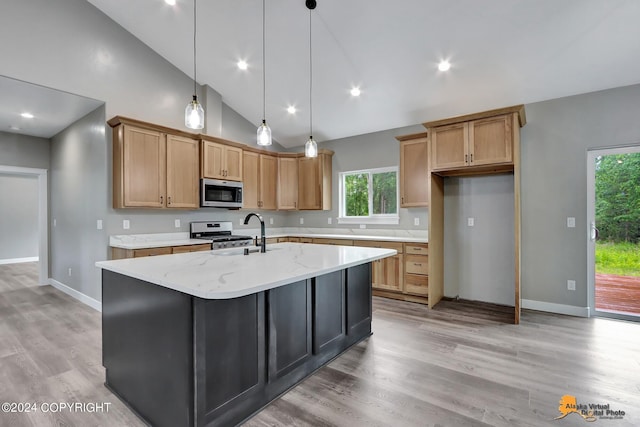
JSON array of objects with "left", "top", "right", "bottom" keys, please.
[
  {"left": 185, "top": 95, "right": 204, "bottom": 130},
  {"left": 257, "top": 119, "right": 272, "bottom": 146},
  {"left": 305, "top": 136, "right": 317, "bottom": 158}
]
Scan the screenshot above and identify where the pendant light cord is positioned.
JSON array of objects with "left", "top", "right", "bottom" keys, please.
[
  {"left": 193, "top": 0, "right": 197, "bottom": 97},
  {"left": 309, "top": 9, "right": 313, "bottom": 137},
  {"left": 263, "top": 0, "right": 266, "bottom": 122}
]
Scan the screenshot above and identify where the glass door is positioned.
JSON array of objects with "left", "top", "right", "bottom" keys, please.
[{"left": 587, "top": 146, "right": 640, "bottom": 320}]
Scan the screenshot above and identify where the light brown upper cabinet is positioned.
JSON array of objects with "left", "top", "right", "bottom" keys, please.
[
  {"left": 429, "top": 112, "right": 515, "bottom": 173},
  {"left": 242, "top": 151, "right": 277, "bottom": 209},
  {"left": 277, "top": 156, "right": 298, "bottom": 210},
  {"left": 298, "top": 151, "right": 333, "bottom": 210},
  {"left": 110, "top": 118, "right": 199, "bottom": 209},
  {"left": 165, "top": 134, "right": 200, "bottom": 208},
  {"left": 396, "top": 131, "right": 429, "bottom": 207},
  {"left": 201, "top": 139, "right": 243, "bottom": 181}
]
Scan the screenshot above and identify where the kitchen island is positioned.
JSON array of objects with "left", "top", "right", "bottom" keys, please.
[{"left": 96, "top": 242, "right": 396, "bottom": 427}]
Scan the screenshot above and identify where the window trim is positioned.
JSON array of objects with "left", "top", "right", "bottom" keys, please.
[{"left": 338, "top": 166, "right": 400, "bottom": 225}]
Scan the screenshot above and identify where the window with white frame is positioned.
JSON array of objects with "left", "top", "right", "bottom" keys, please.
[{"left": 338, "top": 167, "right": 399, "bottom": 224}]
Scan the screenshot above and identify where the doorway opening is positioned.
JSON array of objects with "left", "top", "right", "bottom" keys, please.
[
  {"left": 587, "top": 146, "right": 640, "bottom": 320},
  {"left": 0, "top": 165, "right": 48, "bottom": 285}
]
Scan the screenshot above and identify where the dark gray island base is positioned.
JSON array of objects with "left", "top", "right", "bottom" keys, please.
[{"left": 102, "top": 263, "right": 372, "bottom": 427}]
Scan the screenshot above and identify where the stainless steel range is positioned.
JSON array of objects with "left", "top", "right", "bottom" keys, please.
[{"left": 190, "top": 221, "right": 253, "bottom": 250}]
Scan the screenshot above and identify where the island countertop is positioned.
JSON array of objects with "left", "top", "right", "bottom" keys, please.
[{"left": 96, "top": 242, "right": 396, "bottom": 299}]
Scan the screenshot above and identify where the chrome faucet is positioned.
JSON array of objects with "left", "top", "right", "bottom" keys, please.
[{"left": 243, "top": 212, "right": 266, "bottom": 253}]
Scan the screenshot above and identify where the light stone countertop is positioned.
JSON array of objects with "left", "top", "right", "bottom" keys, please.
[
  {"left": 110, "top": 229, "right": 427, "bottom": 250},
  {"left": 109, "top": 232, "right": 212, "bottom": 249},
  {"left": 96, "top": 243, "right": 396, "bottom": 299}
]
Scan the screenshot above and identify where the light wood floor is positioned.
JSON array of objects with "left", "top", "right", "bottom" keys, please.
[{"left": 2, "top": 262, "right": 639, "bottom": 427}]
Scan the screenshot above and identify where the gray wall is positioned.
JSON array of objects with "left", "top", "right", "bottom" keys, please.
[
  {"left": 301, "top": 125, "right": 429, "bottom": 230},
  {"left": 520, "top": 84, "right": 640, "bottom": 309},
  {"left": 0, "top": 131, "right": 50, "bottom": 169},
  {"left": 444, "top": 175, "right": 515, "bottom": 306},
  {"left": 0, "top": 174, "right": 39, "bottom": 260}
]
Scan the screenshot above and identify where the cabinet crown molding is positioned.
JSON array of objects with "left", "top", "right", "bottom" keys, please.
[{"left": 422, "top": 104, "right": 526, "bottom": 129}]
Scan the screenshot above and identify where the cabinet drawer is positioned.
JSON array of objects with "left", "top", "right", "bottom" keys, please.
[
  {"left": 172, "top": 244, "right": 210, "bottom": 254},
  {"left": 312, "top": 238, "right": 353, "bottom": 246},
  {"left": 405, "top": 254, "right": 428, "bottom": 275},
  {"left": 404, "top": 274, "right": 428, "bottom": 296},
  {"left": 287, "top": 237, "right": 301, "bottom": 243},
  {"left": 353, "top": 240, "right": 403, "bottom": 254},
  {"left": 299, "top": 238, "right": 313, "bottom": 243},
  {"left": 133, "top": 247, "right": 172, "bottom": 257},
  {"left": 405, "top": 243, "right": 428, "bottom": 255}
]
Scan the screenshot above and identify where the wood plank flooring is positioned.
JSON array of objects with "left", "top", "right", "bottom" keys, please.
[
  {"left": 596, "top": 273, "right": 640, "bottom": 315},
  {"left": 2, "top": 262, "right": 640, "bottom": 427}
]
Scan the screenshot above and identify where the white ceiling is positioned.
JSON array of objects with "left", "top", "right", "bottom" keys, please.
[
  {"left": 87, "top": 0, "right": 640, "bottom": 147},
  {"left": 0, "top": 76, "right": 103, "bottom": 139}
]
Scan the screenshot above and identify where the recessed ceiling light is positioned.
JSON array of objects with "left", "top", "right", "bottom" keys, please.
[
  {"left": 21, "top": 112, "right": 34, "bottom": 119},
  {"left": 237, "top": 60, "right": 248, "bottom": 70},
  {"left": 287, "top": 106, "right": 297, "bottom": 114},
  {"left": 165, "top": 0, "right": 176, "bottom": 5},
  {"left": 438, "top": 60, "right": 451, "bottom": 72},
  {"left": 350, "top": 87, "right": 361, "bottom": 97}
]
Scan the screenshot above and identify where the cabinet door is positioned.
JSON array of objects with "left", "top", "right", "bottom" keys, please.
[
  {"left": 224, "top": 146, "right": 244, "bottom": 181},
  {"left": 298, "top": 157, "right": 321, "bottom": 210},
  {"left": 468, "top": 115, "right": 512, "bottom": 166},
  {"left": 202, "top": 141, "right": 224, "bottom": 179},
  {"left": 123, "top": 125, "right": 166, "bottom": 207},
  {"left": 166, "top": 135, "right": 199, "bottom": 208},
  {"left": 133, "top": 247, "right": 172, "bottom": 257},
  {"left": 430, "top": 122, "right": 468, "bottom": 171},
  {"left": 400, "top": 138, "right": 429, "bottom": 207},
  {"left": 278, "top": 157, "right": 298, "bottom": 210},
  {"left": 259, "top": 154, "right": 278, "bottom": 210},
  {"left": 243, "top": 152, "right": 260, "bottom": 209},
  {"left": 372, "top": 255, "right": 403, "bottom": 292},
  {"left": 404, "top": 274, "right": 428, "bottom": 296}
]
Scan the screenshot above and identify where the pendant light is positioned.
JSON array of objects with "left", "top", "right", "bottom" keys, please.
[
  {"left": 185, "top": 0, "right": 204, "bottom": 130},
  {"left": 304, "top": 0, "right": 318, "bottom": 158},
  {"left": 257, "top": 0, "right": 272, "bottom": 146}
]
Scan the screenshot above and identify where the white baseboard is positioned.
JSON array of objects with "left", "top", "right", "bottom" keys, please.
[
  {"left": 48, "top": 279, "right": 102, "bottom": 312},
  {"left": 0, "top": 256, "right": 39, "bottom": 265},
  {"left": 521, "top": 299, "right": 589, "bottom": 317}
]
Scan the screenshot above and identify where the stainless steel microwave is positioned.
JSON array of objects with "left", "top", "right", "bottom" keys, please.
[{"left": 201, "top": 178, "right": 243, "bottom": 208}]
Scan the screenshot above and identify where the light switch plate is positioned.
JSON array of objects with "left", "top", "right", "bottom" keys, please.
[
  {"left": 269, "top": 218, "right": 274, "bottom": 225},
  {"left": 97, "top": 219, "right": 103, "bottom": 230},
  {"left": 174, "top": 219, "right": 181, "bottom": 228},
  {"left": 359, "top": 224, "right": 366, "bottom": 229},
  {"left": 414, "top": 217, "right": 420, "bottom": 226},
  {"left": 328, "top": 217, "right": 332, "bottom": 225},
  {"left": 467, "top": 217, "right": 475, "bottom": 227},
  {"left": 123, "top": 219, "right": 130, "bottom": 230},
  {"left": 53, "top": 219, "right": 57, "bottom": 227},
  {"left": 299, "top": 218, "right": 304, "bottom": 225},
  {"left": 567, "top": 217, "right": 576, "bottom": 228},
  {"left": 567, "top": 280, "right": 576, "bottom": 290}
]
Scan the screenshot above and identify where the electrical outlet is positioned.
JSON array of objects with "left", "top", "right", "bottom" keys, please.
[
  {"left": 567, "top": 280, "right": 576, "bottom": 291},
  {"left": 300, "top": 218, "right": 304, "bottom": 225},
  {"left": 359, "top": 224, "right": 366, "bottom": 229},
  {"left": 174, "top": 219, "right": 181, "bottom": 228},
  {"left": 567, "top": 217, "right": 576, "bottom": 228},
  {"left": 467, "top": 217, "right": 475, "bottom": 227},
  {"left": 68, "top": 268, "right": 72, "bottom": 277},
  {"left": 123, "top": 219, "right": 130, "bottom": 230},
  {"left": 269, "top": 218, "right": 274, "bottom": 225},
  {"left": 97, "top": 220, "right": 103, "bottom": 230},
  {"left": 414, "top": 217, "right": 420, "bottom": 226},
  {"left": 53, "top": 219, "right": 57, "bottom": 227},
  {"left": 328, "top": 217, "right": 332, "bottom": 225}
]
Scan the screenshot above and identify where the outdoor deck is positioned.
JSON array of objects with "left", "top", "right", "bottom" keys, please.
[{"left": 596, "top": 273, "right": 640, "bottom": 316}]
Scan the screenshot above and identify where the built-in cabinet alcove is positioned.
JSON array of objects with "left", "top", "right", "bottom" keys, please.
[{"left": 424, "top": 105, "right": 525, "bottom": 323}]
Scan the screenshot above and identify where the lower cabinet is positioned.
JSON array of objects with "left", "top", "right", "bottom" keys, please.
[{"left": 111, "top": 243, "right": 210, "bottom": 259}]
